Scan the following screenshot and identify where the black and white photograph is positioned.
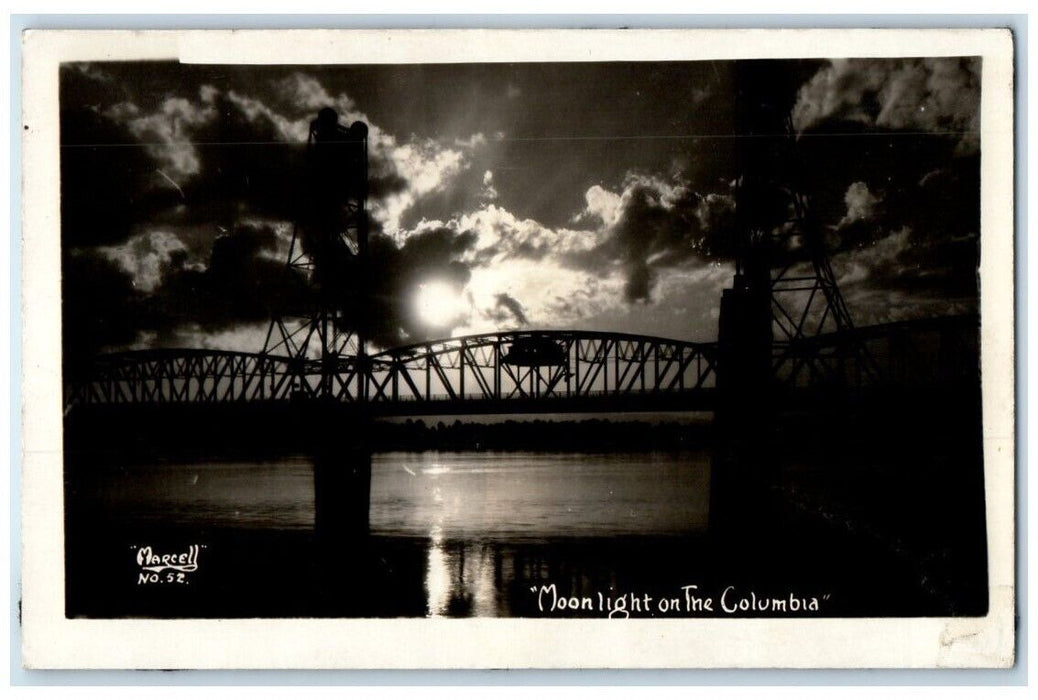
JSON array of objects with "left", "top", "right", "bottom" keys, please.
[{"left": 20, "top": 28, "right": 1016, "bottom": 668}]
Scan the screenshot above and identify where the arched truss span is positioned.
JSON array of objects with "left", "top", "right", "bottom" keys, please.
[
  {"left": 365, "top": 330, "right": 718, "bottom": 405},
  {"left": 67, "top": 331, "right": 719, "bottom": 409},
  {"left": 65, "top": 317, "right": 978, "bottom": 411}
]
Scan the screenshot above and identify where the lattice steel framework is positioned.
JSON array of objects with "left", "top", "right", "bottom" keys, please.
[
  {"left": 766, "top": 115, "right": 877, "bottom": 388},
  {"left": 66, "top": 318, "right": 976, "bottom": 410},
  {"left": 365, "top": 331, "right": 717, "bottom": 405},
  {"left": 725, "top": 63, "right": 877, "bottom": 391},
  {"left": 262, "top": 110, "right": 370, "bottom": 399},
  {"left": 67, "top": 330, "right": 718, "bottom": 409}
]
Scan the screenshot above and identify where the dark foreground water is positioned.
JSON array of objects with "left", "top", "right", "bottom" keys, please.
[{"left": 64, "top": 438, "right": 988, "bottom": 619}]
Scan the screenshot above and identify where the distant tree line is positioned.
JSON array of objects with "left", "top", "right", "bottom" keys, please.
[{"left": 367, "top": 418, "right": 714, "bottom": 453}]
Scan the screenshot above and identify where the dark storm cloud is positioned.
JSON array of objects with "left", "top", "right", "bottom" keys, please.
[
  {"left": 700, "top": 56, "right": 983, "bottom": 315},
  {"left": 143, "top": 223, "right": 306, "bottom": 331},
  {"left": 60, "top": 64, "right": 307, "bottom": 247},
  {"left": 827, "top": 156, "right": 980, "bottom": 306},
  {"left": 176, "top": 94, "right": 307, "bottom": 226},
  {"left": 60, "top": 103, "right": 182, "bottom": 248},
  {"left": 60, "top": 63, "right": 470, "bottom": 241},
  {"left": 564, "top": 175, "right": 738, "bottom": 303},
  {"left": 563, "top": 75, "right": 979, "bottom": 308},
  {"left": 792, "top": 57, "right": 981, "bottom": 244},
  {"left": 62, "top": 249, "right": 144, "bottom": 376},
  {"left": 796, "top": 75, "right": 982, "bottom": 308}
]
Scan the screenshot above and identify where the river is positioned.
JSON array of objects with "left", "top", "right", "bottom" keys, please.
[
  {"left": 64, "top": 439, "right": 987, "bottom": 619},
  {"left": 77, "top": 451, "right": 712, "bottom": 537}
]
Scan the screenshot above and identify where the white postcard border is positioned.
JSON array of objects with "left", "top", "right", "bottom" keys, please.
[{"left": 19, "top": 27, "right": 1017, "bottom": 669}]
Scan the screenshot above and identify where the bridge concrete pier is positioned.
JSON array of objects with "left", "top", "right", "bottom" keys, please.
[
  {"left": 708, "top": 412, "right": 774, "bottom": 537},
  {"left": 710, "top": 273, "right": 776, "bottom": 536},
  {"left": 311, "top": 405, "right": 373, "bottom": 542}
]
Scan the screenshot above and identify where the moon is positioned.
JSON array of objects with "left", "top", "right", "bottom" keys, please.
[{"left": 415, "top": 281, "right": 465, "bottom": 329}]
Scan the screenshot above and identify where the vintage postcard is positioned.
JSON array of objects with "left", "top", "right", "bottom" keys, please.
[{"left": 20, "top": 28, "right": 1015, "bottom": 668}]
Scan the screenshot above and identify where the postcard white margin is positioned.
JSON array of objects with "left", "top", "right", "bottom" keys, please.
[{"left": 20, "top": 27, "right": 1017, "bottom": 669}]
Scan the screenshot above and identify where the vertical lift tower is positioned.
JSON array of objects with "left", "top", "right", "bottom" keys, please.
[
  {"left": 717, "top": 62, "right": 873, "bottom": 408},
  {"left": 263, "top": 107, "right": 371, "bottom": 401},
  {"left": 262, "top": 108, "right": 372, "bottom": 538}
]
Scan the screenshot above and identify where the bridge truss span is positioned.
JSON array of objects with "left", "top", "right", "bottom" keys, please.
[
  {"left": 66, "top": 348, "right": 300, "bottom": 407},
  {"left": 366, "top": 330, "right": 718, "bottom": 408},
  {"left": 67, "top": 331, "right": 720, "bottom": 414},
  {"left": 65, "top": 317, "right": 978, "bottom": 414}
]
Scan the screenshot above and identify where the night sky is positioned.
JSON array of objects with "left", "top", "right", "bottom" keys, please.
[{"left": 59, "top": 57, "right": 981, "bottom": 365}]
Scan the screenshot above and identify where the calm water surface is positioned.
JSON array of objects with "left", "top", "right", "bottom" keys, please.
[{"left": 88, "top": 451, "right": 711, "bottom": 537}]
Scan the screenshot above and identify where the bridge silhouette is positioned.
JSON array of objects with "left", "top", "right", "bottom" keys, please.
[{"left": 67, "top": 315, "right": 976, "bottom": 416}]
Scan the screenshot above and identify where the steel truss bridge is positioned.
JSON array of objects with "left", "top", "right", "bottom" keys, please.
[{"left": 66, "top": 315, "right": 978, "bottom": 417}]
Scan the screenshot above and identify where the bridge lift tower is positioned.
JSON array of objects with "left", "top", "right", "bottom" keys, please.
[
  {"left": 262, "top": 108, "right": 371, "bottom": 401},
  {"left": 260, "top": 108, "right": 375, "bottom": 539},
  {"left": 717, "top": 62, "right": 876, "bottom": 403}
]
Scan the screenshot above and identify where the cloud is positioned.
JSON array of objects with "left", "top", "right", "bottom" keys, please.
[
  {"left": 569, "top": 174, "right": 739, "bottom": 302},
  {"left": 480, "top": 170, "right": 499, "bottom": 201},
  {"left": 409, "top": 173, "right": 740, "bottom": 314},
  {"left": 579, "top": 185, "right": 622, "bottom": 226},
  {"left": 378, "top": 139, "right": 466, "bottom": 238},
  {"left": 136, "top": 222, "right": 311, "bottom": 340},
  {"left": 60, "top": 90, "right": 183, "bottom": 247},
  {"left": 276, "top": 73, "right": 357, "bottom": 118},
  {"left": 382, "top": 203, "right": 631, "bottom": 336},
  {"left": 60, "top": 63, "right": 489, "bottom": 351},
  {"left": 793, "top": 57, "right": 981, "bottom": 153},
  {"left": 389, "top": 176, "right": 737, "bottom": 333},
  {"left": 62, "top": 249, "right": 144, "bottom": 371},
  {"left": 491, "top": 293, "right": 529, "bottom": 326},
  {"left": 87, "top": 69, "right": 479, "bottom": 242},
  {"left": 70, "top": 62, "right": 114, "bottom": 85},
  {"left": 59, "top": 60, "right": 982, "bottom": 357},
  {"left": 457, "top": 205, "right": 602, "bottom": 264},
  {"left": 832, "top": 227, "right": 977, "bottom": 324},
  {"left": 826, "top": 157, "right": 979, "bottom": 301},
  {"left": 459, "top": 258, "right": 626, "bottom": 336},
  {"left": 92, "top": 86, "right": 310, "bottom": 234},
  {"left": 838, "top": 181, "right": 880, "bottom": 227},
  {"left": 109, "top": 89, "right": 218, "bottom": 179},
  {"left": 384, "top": 202, "right": 631, "bottom": 335},
  {"left": 155, "top": 322, "right": 273, "bottom": 354},
  {"left": 455, "top": 133, "right": 488, "bottom": 149},
  {"left": 262, "top": 72, "right": 482, "bottom": 237},
  {"left": 98, "top": 230, "right": 195, "bottom": 293},
  {"left": 224, "top": 89, "right": 311, "bottom": 143},
  {"left": 361, "top": 226, "right": 479, "bottom": 346},
  {"left": 826, "top": 161, "right": 980, "bottom": 321}
]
